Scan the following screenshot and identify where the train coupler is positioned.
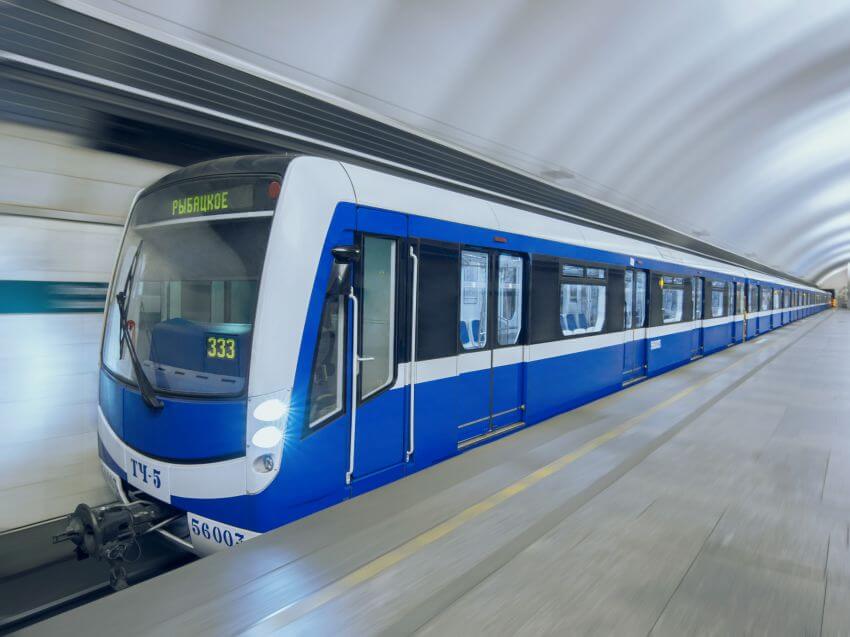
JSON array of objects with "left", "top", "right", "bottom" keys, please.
[{"left": 53, "top": 500, "right": 172, "bottom": 590}]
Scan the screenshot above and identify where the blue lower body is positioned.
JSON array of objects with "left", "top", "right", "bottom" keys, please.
[{"left": 97, "top": 310, "right": 822, "bottom": 536}]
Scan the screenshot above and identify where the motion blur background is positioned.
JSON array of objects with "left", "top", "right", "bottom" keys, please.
[{"left": 1, "top": 0, "right": 849, "bottom": 532}]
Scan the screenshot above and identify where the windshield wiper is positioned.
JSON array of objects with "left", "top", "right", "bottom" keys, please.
[
  {"left": 119, "top": 242, "right": 142, "bottom": 359},
  {"left": 115, "top": 243, "right": 163, "bottom": 410}
]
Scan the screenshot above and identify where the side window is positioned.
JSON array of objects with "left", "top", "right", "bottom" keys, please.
[
  {"left": 497, "top": 254, "right": 523, "bottom": 346},
  {"left": 559, "top": 264, "right": 606, "bottom": 336},
  {"left": 307, "top": 271, "right": 346, "bottom": 427},
  {"left": 460, "top": 250, "right": 489, "bottom": 350},
  {"left": 661, "top": 276, "right": 684, "bottom": 323},
  {"left": 530, "top": 257, "right": 561, "bottom": 344},
  {"left": 359, "top": 236, "right": 396, "bottom": 400},
  {"left": 662, "top": 290, "right": 683, "bottom": 323},
  {"left": 711, "top": 281, "right": 726, "bottom": 318},
  {"left": 417, "top": 242, "right": 459, "bottom": 360}
]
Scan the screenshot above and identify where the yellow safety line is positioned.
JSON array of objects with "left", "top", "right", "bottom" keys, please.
[{"left": 248, "top": 318, "right": 819, "bottom": 632}]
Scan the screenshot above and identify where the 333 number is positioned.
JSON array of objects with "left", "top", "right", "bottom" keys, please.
[{"left": 206, "top": 336, "right": 236, "bottom": 360}]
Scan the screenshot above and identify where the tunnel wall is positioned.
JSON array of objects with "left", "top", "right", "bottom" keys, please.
[{"left": 0, "top": 122, "right": 174, "bottom": 531}]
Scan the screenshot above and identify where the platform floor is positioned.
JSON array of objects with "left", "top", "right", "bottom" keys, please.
[{"left": 26, "top": 310, "right": 849, "bottom": 636}]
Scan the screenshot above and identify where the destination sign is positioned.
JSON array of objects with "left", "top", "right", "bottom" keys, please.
[
  {"left": 172, "top": 190, "right": 231, "bottom": 216},
  {"left": 132, "top": 175, "right": 281, "bottom": 225}
]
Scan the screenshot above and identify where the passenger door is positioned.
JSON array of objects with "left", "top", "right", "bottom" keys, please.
[
  {"left": 622, "top": 268, "right": 648, "bottom": 382},
  {"left": 456, "top": 248, "right": 526, "bottom": 446},
  {"left": 491, "top": 253, "right": 525, "bottom": 428}
]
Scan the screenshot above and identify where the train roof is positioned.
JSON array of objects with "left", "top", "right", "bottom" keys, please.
[
  {"left": 139, "top": 154, "right": 298, "bottom": 197},
  {"left": 337, "top": 159, "right": 822, "bottom": 293}
]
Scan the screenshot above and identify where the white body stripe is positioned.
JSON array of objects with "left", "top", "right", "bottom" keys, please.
[
  {"left": 493, "top": 345, "right": 524, "bottom": 367},
  {"left": 528, "top": 331, "right": 624, "bottom": 361},
  {"left": 415, "top": 355, "right": 458, "bottom": 384},
  {"left": 701, "top": 316, "right": 735, "bottom": 328},
  {"left": 647, "top": 320, "right": 699, "bottom": 337},
  {"left": 457, "top": 349, "right": 492, "bottom": 374}
]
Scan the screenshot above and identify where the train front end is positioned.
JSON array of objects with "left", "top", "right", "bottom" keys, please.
[{"left": 95, "top": 158, "right": 292, "bottom": 555}]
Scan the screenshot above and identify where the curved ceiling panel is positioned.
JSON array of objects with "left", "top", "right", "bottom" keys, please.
[{"left": 64, "top": 0, "right": 850, "bottom": 280}]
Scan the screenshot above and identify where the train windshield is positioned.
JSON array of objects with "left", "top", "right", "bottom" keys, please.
[{"left": 102, "top": 175, "right": 280, "bottom": 397}]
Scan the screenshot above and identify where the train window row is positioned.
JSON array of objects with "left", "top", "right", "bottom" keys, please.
[
  {"left": 414, "top": 245, "right": 823, "bottom": 361},
  {"left": 308, "top": 238, "right": 826, "bottom": 427}
]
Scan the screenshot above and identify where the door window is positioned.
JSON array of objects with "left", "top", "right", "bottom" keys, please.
[
  {"left": 496, "top": 254, "right": 523, "bottom": 346},
  {"left": 308, "top": 276, "right": 346, "bottom": 427},
  {"left": 693, "top": 278, "right": 703, "bottom": 320},
  {"left": 624, "top": 270, "right": 633, "bottom": 329},
  {"left": 359, "top": 236, "right": 396, "bottom": 399},
  {"left": 460, "top": 250, "right": 488, "bottom": 350},
  {"left": 635, "top": 271, "right": 647, "bottom": 327}
]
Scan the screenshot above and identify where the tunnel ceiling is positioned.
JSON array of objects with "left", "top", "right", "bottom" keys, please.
[{"left": 63, "top": 0, "right": 850, "bottom": 283}]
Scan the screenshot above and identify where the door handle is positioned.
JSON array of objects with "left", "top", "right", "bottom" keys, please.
[{"left": 356, "top": 356, "right": 375, "bottom": 362}]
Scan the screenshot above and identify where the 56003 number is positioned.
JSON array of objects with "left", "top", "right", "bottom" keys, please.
[{"left": 190, "top": 517, "right": 245, "bottom": 547}]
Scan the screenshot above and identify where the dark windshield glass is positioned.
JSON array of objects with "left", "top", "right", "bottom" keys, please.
[{"left": 103, "top": 200, "right": 273, "bottom": 396}]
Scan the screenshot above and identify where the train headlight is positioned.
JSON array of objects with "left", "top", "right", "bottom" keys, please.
[
  {"left": 246, "top": 390, "right": 291, "bottom": 495},
  {"left": 251, "top": 426, "right": 283, "bottom": 448},
  {"left": 253, "top": 398, "right": 288, "bottom": 422}
]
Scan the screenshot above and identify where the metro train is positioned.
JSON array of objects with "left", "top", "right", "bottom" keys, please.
[{"left": 64, "top": 154, "right": 830, "bottom": 560}]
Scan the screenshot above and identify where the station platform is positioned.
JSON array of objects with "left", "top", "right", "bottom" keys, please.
[{"left": 23, "top": 310, "right": 849, "bottom": 636}]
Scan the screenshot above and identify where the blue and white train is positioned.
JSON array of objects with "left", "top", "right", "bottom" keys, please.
[{"left": 61, "top": 154, "right": 830, "bottom": 558}]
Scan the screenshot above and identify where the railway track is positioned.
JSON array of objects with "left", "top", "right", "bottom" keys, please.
[{"left": 0, "top": 516, "right": 194, "bottom": 634}]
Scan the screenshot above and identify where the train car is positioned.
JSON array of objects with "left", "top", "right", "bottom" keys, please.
[{"left": 57, "top": 154, "right": 830, "bottom": 567}]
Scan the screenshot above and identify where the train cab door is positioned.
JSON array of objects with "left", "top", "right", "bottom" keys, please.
[
  {"left": 345, "top": 216, "right": 409, "bottom": 490},
  {"left": 690, "top": 277, "right": 704, "bottom": 358},
  {"left": 622, "top": 268, "right": 648, "bottom": 383},
  {"left": 456, "top": 248, "right": 526, "bottom": 446}
]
